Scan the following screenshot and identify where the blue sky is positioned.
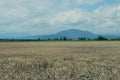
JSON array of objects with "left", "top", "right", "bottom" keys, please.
[{"left": 0, "top": 0, "right": 120, "bottom": 35}]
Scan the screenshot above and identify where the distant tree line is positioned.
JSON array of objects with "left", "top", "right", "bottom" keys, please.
[
  {"left": 0, "top": 36, "right": 120, "bottom": 41},
  {"left": 77, "top": 36, "right": 109, "bottom": 41}
]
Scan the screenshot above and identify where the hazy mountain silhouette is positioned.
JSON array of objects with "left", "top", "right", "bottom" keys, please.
[
  {"left": 0, "top": 29, "right": 120, "bottom": 39},
  {"left": 24, "top": 29, "right": 97, "bottom": 39},
  {"left": 0, "top": 32, "right": 31, "bottom": 39}
]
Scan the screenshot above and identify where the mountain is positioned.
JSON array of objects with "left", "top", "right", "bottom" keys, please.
[
  {"left": 57, "top": 29, "right": 96, "bottom": 39},
  {"left": 24, "top": 29, "right": 97, "bottom": 39},
  {"left": 0, "top": 32, "right": 31, "bottom": 39},
  {"left": 0, "top": 29, "right": 119, "bottom": 39},
  {"left": 104, "top": 35, "right": 120, "bottom": 39}
]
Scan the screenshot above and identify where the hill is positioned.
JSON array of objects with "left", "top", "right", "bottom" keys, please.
[
  {"left": 25, "top": 29, "right": 97, "bottom": 39},
  {"left": 0, "top": 29, "right": 120, "bottom": 39}
]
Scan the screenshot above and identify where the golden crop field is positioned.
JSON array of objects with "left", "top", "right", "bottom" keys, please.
[{"left": 0, "top": 42, "right": 120, "bottom": 80}]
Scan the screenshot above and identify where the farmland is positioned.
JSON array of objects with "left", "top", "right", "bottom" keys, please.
[{"left": 0, "top": 41, "right": 120, "bottom": 80}]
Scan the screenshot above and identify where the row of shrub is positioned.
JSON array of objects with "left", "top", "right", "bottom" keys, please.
[{"left": 0, "top": 36, "right": 120, "bottom": 41}]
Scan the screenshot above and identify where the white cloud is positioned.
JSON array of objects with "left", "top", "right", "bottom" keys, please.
[
  {"left": 48, "top": 4, "right": 120, "bottom": 34},
  {"left": 49, "top": 9, "right": 81, "bottom": 25},
  {"left": 88, "top": 5, "right": 120, "bottom": 33},
  {"left": 61, "top": 0, "right": 102, "bottom": 6},
  {"left": 76, "top": 0, "right": 102, "bottom": 5},
  {"left": 0, "top": 0, "right": 120, "bottom": 35}
]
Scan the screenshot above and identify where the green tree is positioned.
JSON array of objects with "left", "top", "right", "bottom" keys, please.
[
  {"left": 78, "top": 37, "right": 87, "bottom": 41},
  {"left": 63, "top": 37, "right": 67, "bottom": 40},
  {"left": 96, "top": 36, "right": 108, "bottom": 40}
]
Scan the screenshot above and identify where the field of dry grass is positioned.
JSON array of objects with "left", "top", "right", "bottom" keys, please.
[{"left": 0, "top": 41, "right": 120, "bottom": 80}]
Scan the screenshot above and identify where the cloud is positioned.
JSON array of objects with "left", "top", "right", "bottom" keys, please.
[
  {"left": 0, "top": 0, "right": 120, "bottom": 35},
  {"left": 70, "top": 0, "right": 102, "bottom": 5},
  {"left": 92, "top": 5, "right": 120, "bottom": 31},
  {"left": 60, "top": 0, "right": 102, "bottom": 6},
  {"left": 49, "top": 9, "right": 81, "bottom": 25},
  {"left": 48, "top": 4, "right": 120, "bottom": 34}
]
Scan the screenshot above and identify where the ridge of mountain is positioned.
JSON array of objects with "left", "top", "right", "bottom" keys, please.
[
  {"left": 0, "top": 29, "right": 120, "bottom": 39},
  {"left": 24, "top": 29, "right": 97, "bottom": 39}
]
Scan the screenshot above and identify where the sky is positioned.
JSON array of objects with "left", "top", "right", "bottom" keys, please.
[{"left": 0, "top": 0, "right": 120, "bottom": 35}]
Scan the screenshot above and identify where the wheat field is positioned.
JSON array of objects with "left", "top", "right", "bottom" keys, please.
[{"left": 0, "top": 41, "right": 120, "bottom": 80}]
